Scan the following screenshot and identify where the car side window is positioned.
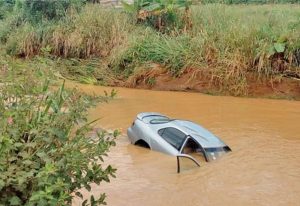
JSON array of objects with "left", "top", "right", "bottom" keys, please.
[
  {"left": 158, "top": 127, "right": 186, "bottom": 151},
  {"left": 158, "top": 128, "right": 165, "bottom": 136}
]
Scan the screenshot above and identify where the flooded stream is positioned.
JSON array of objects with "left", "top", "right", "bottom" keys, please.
[{"left": 69, "top": 82, "right": 300, "bottom": 206}]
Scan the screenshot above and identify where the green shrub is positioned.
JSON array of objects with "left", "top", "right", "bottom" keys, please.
[
  {"left": 2, "top": 5, "right": 132, "bottom": 58},
  {"left": 0, "top": 0, "right": 15, "bottom": 20},
  {"left": 0, "top": 11, "right": 23, "bottom": 44},
  {"left": 122, "top": 0, "right": 192, "bottom": 32},
  {"left": 112, "top": 31, "right": 193, "bottom": 75},
  {"left": 17, "top": 0, "right": 85, "bottom": 23},
  {"left": 0, "top": 77, "right": 118, "bottom": 205}
]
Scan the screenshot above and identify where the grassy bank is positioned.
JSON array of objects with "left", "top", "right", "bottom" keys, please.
[{"left": 0, "top": 3, "right": 299, "bottom": 97}]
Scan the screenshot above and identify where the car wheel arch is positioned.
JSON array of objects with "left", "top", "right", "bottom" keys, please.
[{"left": 134, "top": 139, "right": 151, "bottom": 149}]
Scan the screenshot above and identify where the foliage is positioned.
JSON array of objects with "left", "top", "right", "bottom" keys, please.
[
  {"left": 267, "top": 36, "right": 288, "bottom": 57},
  {"left": 1, "top": 5, "right": 132, "bottom": 58},
  {"left": 0, "top": 3, "right": 300, "bottom": 95},
  {"left": 14, "top": 0, "right": 85, "bottom": 23},
  {"left": 113, "top": 32, "right": 193, "bottom": 75},
  {"left": 0, "top": 72, "right": 118, "bottom": 205},
  {"left": 54, "top": 58, "right": 116, "bottom": 85},
  {"left": 0, "top": 0, "right": 15, "bottom": 20},
  {"left": 111, "top": 4, "right": 300, "bottom": 95},
  {"left": 122, "top": 0, "right": 192, "bottom": 32}
]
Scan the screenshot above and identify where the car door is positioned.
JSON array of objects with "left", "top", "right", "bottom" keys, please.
[{"left": 158, "top": 127, "right": 187, "bottom": 151}]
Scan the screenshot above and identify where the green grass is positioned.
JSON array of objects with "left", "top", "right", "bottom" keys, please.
[
  {"left": 110, "top": 4, "right": 300, "bottom": 95},
  {"left": 0, "top": 3, "right": 299, "bottom": 96},
  {"left": 1, "top": 5, "right": 132, "bottom": 58}
]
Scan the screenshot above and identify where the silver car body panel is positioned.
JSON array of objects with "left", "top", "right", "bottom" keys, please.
[{"left": 127, "top": 112, "right": 231, "bottom": 161}]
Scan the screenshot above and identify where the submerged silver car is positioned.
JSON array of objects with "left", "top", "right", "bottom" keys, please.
[{"left": 127, "top": 112, "right": 231, "bottom": 168}]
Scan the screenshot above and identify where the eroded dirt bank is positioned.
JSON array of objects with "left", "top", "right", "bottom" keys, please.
[
  {"left": 113, "top": 67, "right": 300, "bottom": 100},
  {"left": 68, "top": 82, "right": 300, "bottom": 206}
]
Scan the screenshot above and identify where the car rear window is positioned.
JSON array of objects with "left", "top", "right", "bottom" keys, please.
[{"left": 142, "top": 115, "right": 170, "bottom": 124}]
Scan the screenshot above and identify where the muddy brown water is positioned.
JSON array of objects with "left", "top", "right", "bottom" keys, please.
[{"left": 68, "top": 82, "right": 300, "bottom": 206}]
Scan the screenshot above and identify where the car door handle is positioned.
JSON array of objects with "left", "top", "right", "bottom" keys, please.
[{"left": 176, "top": 154, "right": 200, "bottom": 173}]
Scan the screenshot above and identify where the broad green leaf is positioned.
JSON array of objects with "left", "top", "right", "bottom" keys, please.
[
  {"left": 18, "top": 151, "right": 30, "bottom": 159},
  {"left": 143, "top": 3, "right": 161, "bottom": 11},
  {"left": 9, "top": 196, "right": 21, "bottom": 206},
  {"left": 23, "top": 159, "right": 33, "bottom": 165},
  {"left": 0, "top": 179, "right": 5, "bottom": 190},
  {"left": 274, "top": 43, "right": 285, "bottom": 53},
  {"left": 277, "top": 35, "right": 288, "bottom": 44},
  {"left": 36, "top": 151, "right": 47, "bottom": 158},
  {"left": 121, "top": 1, "right": 135, "bottom": 13},
  {"left": 267, "top": 46, "right": 276, "bottom": 57},
  {"left": 49, "top": 128, "right": 66, "bottom": 140},
  {"left": 25, "top": 142, "right": 37, "bottom": 148},
  {"left": 14, "top": 142, "right": 23, "bottom": 147}
]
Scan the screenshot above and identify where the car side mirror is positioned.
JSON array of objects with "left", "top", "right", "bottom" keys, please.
[{"left": 176, "top": 154, "right": 200, "bottom": 173}]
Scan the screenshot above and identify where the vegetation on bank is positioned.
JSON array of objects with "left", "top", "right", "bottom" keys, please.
[
  {"left": 0, "top": 35, "right": 119, "bottom": 206},
  {"left": 0, "top": 1, "right": 299, "bottom": 97}
]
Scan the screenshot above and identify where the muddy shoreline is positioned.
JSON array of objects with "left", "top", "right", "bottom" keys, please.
[{"left": 111, "top": 68, "right": 300, "bottom": 100}]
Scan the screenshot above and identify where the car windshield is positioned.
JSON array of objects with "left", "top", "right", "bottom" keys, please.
[
  {"left": 142, "top": 115, "right": 171, "bottom": 124},
  {"left": 204, "top": 146, "right": 231, "bottom": 161}
]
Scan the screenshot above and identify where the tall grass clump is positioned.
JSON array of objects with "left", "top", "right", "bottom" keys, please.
[
  {"left": 122, "top": 0, "right": 193, "bottom": 33},
  {"left": 112, "top": 30, "right": 195, "bottom": 76},
  {"left": 191, "top": 4, "right": 300, "bottom": 74},
  {"left": 118, "top": 5, "right": 300, "bottom": 71},
  {"left": 110, "top": 4, "right": 300, "bottom": 95},
  {"left": 3, "top": 5, "right": 133, "bottom": 58},
  {"left": 17, "top": 0, "right": 85, "bottom": 23},
  {"left": 113, "top": 4, "right": 300, "bottom": 75},
  {"left": 49, "top": 6, "right": 132, "bottom": 58},
  {"left": 0, "top": 0, "right": 15, "bottom": 20}
]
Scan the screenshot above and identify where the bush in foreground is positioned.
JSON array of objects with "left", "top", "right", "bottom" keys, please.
[{"left": 0, "top": 75, "right": 118, "bottom": 205}]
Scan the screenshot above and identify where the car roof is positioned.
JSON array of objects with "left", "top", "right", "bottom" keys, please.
[
  {"left": 165, "top": 120, "right": 226, "bottom": 148},
  {"left": 136, "top": 112, "right": 226, "bottom": 148}
]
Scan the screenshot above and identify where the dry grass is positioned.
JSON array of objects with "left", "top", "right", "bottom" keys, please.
[
  {"left": 49, "top": 6, "right": 131, "bottom": 58},
  {"left": 4, "top": 5, "right": 132, "bottom": 58},
  {"left": 0, "top": 4, "right": 300, "bottom": 96},
  {"left": 111, "top": 4, "right": 300, "bottom": 95}
]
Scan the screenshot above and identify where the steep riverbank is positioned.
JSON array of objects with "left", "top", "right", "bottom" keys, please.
[
  {"left": 114, "top": 65, "right": 300, "bottom": 99},
  {"left": 1, "top": 56, "right": 299, "bottom": 99}
]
